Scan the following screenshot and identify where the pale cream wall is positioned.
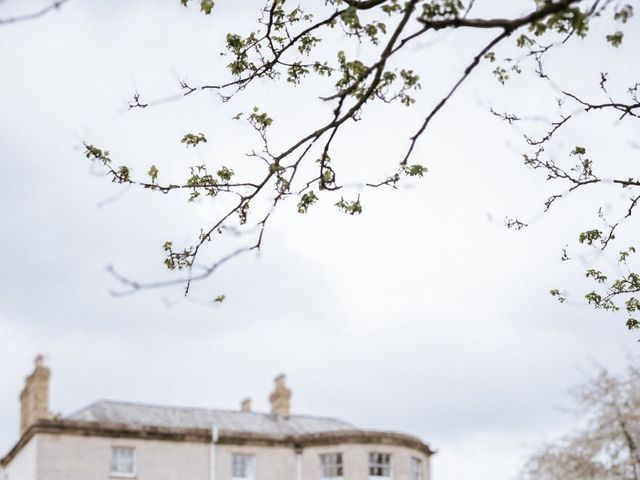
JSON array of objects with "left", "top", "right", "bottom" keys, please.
[
  {"left": 216, "top": 444, "right": 296, "bottom": 480},
  {"left": 3, "top": 436, "right": 38, "bottom": 480},
  {"left": 35, "top": 433, "right": 209, "bottom": 480},
  {"left": 216, "top": 442, "right": 430, "bottom": 480},
  {"left": 300, "top": 443, "right": 430, "bottom": 480},
  {"left": 7, "top": 434, "right": 430, "bottom": 480}
]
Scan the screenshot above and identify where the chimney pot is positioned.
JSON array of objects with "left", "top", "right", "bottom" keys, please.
[{"left": 241, "top": 398, "right": 252, "bottom": 412}]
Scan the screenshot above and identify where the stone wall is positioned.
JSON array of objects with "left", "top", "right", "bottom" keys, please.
[
  {"left": 21, "top": 432, "right": 430, "bottom": 480},
  {"left": 35, "top": 433, "right": 210, "bottom": 480},
  {"left": 19, "top": 357, "right": 50, "bottom": 436}
]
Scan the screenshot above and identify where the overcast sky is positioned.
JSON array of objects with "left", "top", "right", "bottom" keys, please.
[{"left": 1, "top": 1, "right": 638, "bottom": 479}]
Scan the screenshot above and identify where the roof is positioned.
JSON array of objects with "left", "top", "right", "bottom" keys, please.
[
  {"left": 67, "top": 400, "right": 356, "bottom": 438},
  {"left": 3, "top": 400, "right": 434, "bottom": 467}
]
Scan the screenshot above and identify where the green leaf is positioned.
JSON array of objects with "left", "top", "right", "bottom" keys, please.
[
  {"left": 200, "top": 0, "right": 214, "bottom": 15},
  {"left": 614, "top": 4, "right": 633, "bottom": 23},
  {"left": 216, "top": 166, "right": 234, "bottom": 181},
  {"left": 148, "top": 165, "right": 159, "bottom": 183},
  {"left": 181, "top": 133, "right": 207, "bottom": 147},
  {"left": 117, "top": 166, "right": 131, "bottom": 183},
  {"left": 297, "top": 191, "right": 318, "bottom": 213},
  {"left": 606, "top": 31, "right": 623, "bottom": 47},
  {"left": 578, "top": 229, "right": 602, "bottom": 245},
  {"left": 84, "top": 143, "right": 111, "bottom": 165},
  {"left": 550, "top": 289, "right": 567, "bottom": 303},
  {"left": 335, "top": 196, "right": 363, "bottom": 215},
  {"left": 626, "top": 318, "right": 639, "bottom": 330},
  {"left": 405, "top": 164, "right": 428, "bottom": 177},
  {"left": 484, "top": 52, "right": 496, "bottom": 62},
  {"left": 571, "top": 146, "right": 586, "bottom": 155},
  {"left": 492, "top": 66, "right": 509, "bottom": 85}
]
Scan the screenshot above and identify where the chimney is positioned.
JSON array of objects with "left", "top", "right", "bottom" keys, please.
[
  {"left": 241, "top": 398, "right": 252, "bottom": 412},
  {"left": 269, "top": 374, "right": 291, "bottom": 418},
  {"left": 19, "top": 355, "right": 51, "bottom": 435}
]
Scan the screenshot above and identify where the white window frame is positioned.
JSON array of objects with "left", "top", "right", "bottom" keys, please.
[
  {"left": 110, "top": 446, "right": 136, "bottom": 478},
  {"left": 319, "top": 452, "right": 344, "bottom": 479},
  {"left": 410, "top": 456, "right": 423, "bottom": 480},
  {"left": 232, "top": 453, "right": 256, "bottom": 480},
  {"left": 369, "top": 452, "right": 392, "bottom": 479}
]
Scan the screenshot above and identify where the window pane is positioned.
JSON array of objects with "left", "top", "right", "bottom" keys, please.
[
  {"left": 368, "top": 452, "right": 391, "bottom": 477},
  {"left": 232, "top": 454, "right": 255, "bottom": 479},
  {"left": 110, "top": 447, "right": 135, "bottom": 475},
  {"left": 411, "top": 457, "right": 422, "bottom": 480},
  {"left": 320, "top": 453, "right": 343, "bottom": 478}
]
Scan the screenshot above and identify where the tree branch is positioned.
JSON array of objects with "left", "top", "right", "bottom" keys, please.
[{"left": 0, "top": 0, "right": 70, "bottom": 26}]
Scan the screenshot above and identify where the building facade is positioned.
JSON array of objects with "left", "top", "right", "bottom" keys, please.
[{"left": 1, "top": 358, "right": 434, "bottom": 480}]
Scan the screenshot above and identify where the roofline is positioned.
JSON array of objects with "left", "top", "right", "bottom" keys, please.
[
  {"left": 68, "top": 399, "right": 356, "bottom": 426},
  {"left": 1, "top": 419, "right": 434, "bottom": 467}
]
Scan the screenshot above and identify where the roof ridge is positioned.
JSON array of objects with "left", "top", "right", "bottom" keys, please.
[
  {"left": 89, "top": 399, "right": 265, "bottom": 415},
  {"left": 68, "top": 399, "right": 355, "bottom": 426}
]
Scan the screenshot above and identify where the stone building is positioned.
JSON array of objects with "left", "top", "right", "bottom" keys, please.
[{"left": 1, "top": 358, "right": 434, "bottom": 480}]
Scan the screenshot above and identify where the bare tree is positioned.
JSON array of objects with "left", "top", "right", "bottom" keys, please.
[
  {"left": 522, "top": 364, "right": 640, "bottom": 480},
  {"left": 84, "top": 0, "right": 640, "bottom": 327}
]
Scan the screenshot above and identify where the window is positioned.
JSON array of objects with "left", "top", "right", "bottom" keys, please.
[
  {"left": 410, "top": 457, "right": 423, "bottom": 480},
  {"left": 232, "top": 454, "right": 256, "bottom": 479},
  {"left": 110, "top": 447, "right": 135, "bottom": 477},
  {"left": 369, "top": 452, "right": 391, "bottom": 477},
  {"left": 319, "top": 453, "right": 343, "bottom": 478}
]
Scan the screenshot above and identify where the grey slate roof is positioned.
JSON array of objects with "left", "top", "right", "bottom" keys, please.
[{"left": 67, "top": 400, "right": 356, "bottom": 438}]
